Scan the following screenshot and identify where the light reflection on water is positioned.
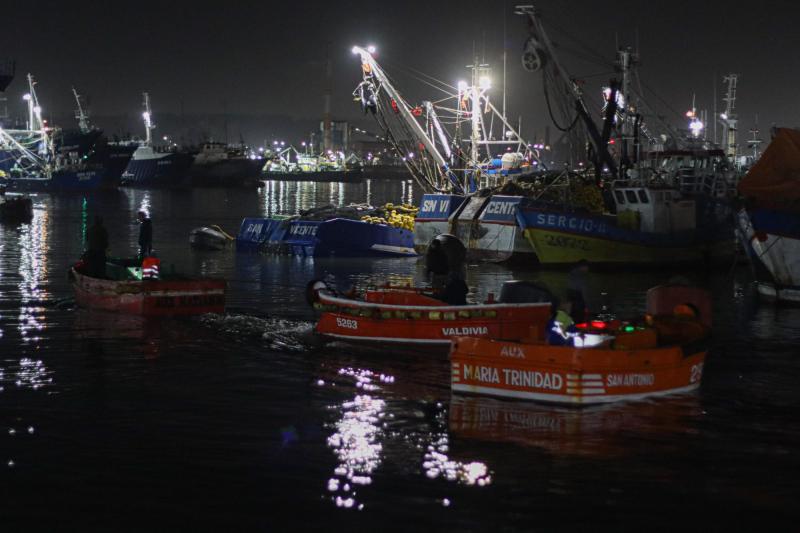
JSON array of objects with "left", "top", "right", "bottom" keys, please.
[
  {"left": 16, "top": 207, "right": 49, "bottom": 343},
  {"left": 259, "top": 179, "right": 418, "bottom": 216},
  {"left": 324, "top": 366, "right": 491, "bottom": 511}
]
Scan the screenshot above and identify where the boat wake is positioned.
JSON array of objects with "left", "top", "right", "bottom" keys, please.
[{"left": 198, "top": 313, "right": 315, "bottom": 352}]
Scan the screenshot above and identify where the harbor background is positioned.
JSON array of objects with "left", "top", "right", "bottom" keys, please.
[{"left": 1, "top": 180, "right": 798, "bottom": 529}]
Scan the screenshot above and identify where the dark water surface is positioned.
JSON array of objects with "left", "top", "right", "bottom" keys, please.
[{"left": 1, "top": 182, "right": 799, "bottom": 531}]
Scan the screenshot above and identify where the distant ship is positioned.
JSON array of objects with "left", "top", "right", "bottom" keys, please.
[
  {"left": 53, "top": 87, "right": 135, "bottom": 189},
  {"left": 188, "top": 142, "right": 264, "bottom": 187},
  {"left": 0, "top": 75, "right": 106, "bottom": 193},
  {"left": 262, "top": 149, "right": 363, "bottom": 183},
  {"left": 119, "top": 92, "right": 194, "bottom": 188}
]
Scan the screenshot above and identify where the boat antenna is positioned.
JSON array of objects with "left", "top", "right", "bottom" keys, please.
[{"left": 502, "top": 2, "right": 507, "bottom": 121}]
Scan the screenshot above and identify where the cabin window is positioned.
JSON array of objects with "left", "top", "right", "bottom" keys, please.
[
  {"left": 637, "top": 189, "right": 649, "bottom": 203},
  {"left": 614, "top": 190, "right": 626, "bottom": 204},
  {"left": 625, "top": 190, "right": 639, "bottom": 204}
]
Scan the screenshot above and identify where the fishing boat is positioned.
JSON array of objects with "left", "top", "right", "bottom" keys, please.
[
  {"left": 189, "top": 225, "right": 235, "bottom": 250},
  {"left": 737, "top": 128, "right": 800, "bottom": 303},
  {"left": 236, "top": 203, "right": 417, "bottom": 257},
  {"left": 189, "top": 142, "right": 264, "bottom": 187},
  {"left": 118, "top": 93, "right": 194, "bottom": 188},
  {"left": 69, "top": 258, "right": 226, "bottom": 316},
  {"left": 450, "top": 284, "right": 711, "bottom": 405},
  {"left": 401, "top": 10, "right": 736, "bottom": 266},
  {"left": 0, "top": 190, "right": 33, "bottom": 222},
  {"left": 309, "top": 279, "right": 553, "bottom": 348},
  {"left": 262, "top": 147, "right": 363, "bottom": 183},
  {"left": 0, "top": 74, "right": 108, "bottom": 193}
]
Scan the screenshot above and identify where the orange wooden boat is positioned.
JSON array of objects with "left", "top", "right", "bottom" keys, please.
[
  {"left": 450, "top": 285, "right": 711, "bottom": 405},
  {"left": 70, "top": 258, "right": 226, "bottom": 316},
  {"left": 309, "top": 280, "right": 553, "bottom": 348}
]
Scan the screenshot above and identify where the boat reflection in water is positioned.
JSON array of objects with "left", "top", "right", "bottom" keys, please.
[
  {"left": 449, "top": 394, "right": 703, "bottom": 458},
  {"left": 323, "top": 366, "right": 492, "bottom": 511}
]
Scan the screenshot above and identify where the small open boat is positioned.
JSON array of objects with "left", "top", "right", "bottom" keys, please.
[
  {"left": 189, "top": 225, "right": 235, "bottom": 250},
  {"left": 0, "top": 193, "right": 33, "bottom": 223},
  {"left": 450, "top": 285, "right": 711, "bottom": 405},
  {"left": 309, "top": 280, "right": 553, "bottom": 349},
  {"left": 70, "top": 257, "right": 226, "bottom": 316}
]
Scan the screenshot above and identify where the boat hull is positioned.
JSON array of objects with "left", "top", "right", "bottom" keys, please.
[
  {"left": 120, "top": 152, "right": 194, "bottom": 188},
  {"left": 450, "top": 336, "right": 706, "bottom": 405},
  {"left": 1, "top": 169, "right": 103, "bottom": 193},
  {"left": 314, "top": 290, "right": 551, "bottom": 348},
  {"left": 190, "top": 159, "right": 264, "bottom": 187},
  {"left": 737, "top": 207, "right": 800, "bottom": 303},
  {"left": 237, "top": 217, "right": 416, "bottom": 257},
  {"left": 71, "top": 268, "right": 226, "bottom": 316},
  {"left": 0, "top": 196, "right": 33, "bottom": 222},
  {"left": 517, "top": 206, "right": 732, "bottom": 266}
]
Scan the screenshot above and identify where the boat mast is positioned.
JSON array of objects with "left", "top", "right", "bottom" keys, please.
[
  {"left": 72, "top": 87, "right": 91, "bottom": 133},
  {"left": 142, "top": 92, "right": 154, "bottom": 146},
  {"left": 719, "top": 74, "right": 738, "bottom": 162}
]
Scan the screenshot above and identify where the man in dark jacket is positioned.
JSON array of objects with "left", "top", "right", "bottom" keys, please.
[
  {"left": 566, "top": 259, "right": 590, "bottom": 322},
  {"left": 137, "top": 211, "right": 153, "bottom": 258},
  {"left": 426, "top": 239, "right": 449, "bottom": 289},
  {"left": 86, "top": 215, "right": 109, "bottom": 278}
]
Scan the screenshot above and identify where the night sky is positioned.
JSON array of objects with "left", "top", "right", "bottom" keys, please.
[{"left": 2, "top": 0, "right": 798, "bottom": 144}]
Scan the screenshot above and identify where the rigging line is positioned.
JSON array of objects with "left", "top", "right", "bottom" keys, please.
[
  {"left": 381, "top": 59, "right": 457, "bottom": 98},
  {"left": 382, "top": 58, "right": 458, "bottom": 91},
  {"left": 542, "top": 72, "right": 580, "bottom": 133},
  {"left": 545, "top": 19, "right": 616, "bottom": 68}
]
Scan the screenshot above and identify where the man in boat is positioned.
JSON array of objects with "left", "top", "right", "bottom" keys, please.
[
  {"left": 86, "top": 215, "right": 109, "bottom": 278},
  {"left": 137, "top": 211, "right": 153, "bottom": 258},
  {"left": 547, "top": 298, "right": 576, "bottom": 346},
  {"left": 439, "top": 272, "right": 469, "bottom": 305},
  {"left": 566, "top": 259, "right": 590, "bottom": 322},
  {"left": 426, "top": 239, "right": 449, "bottom": 289}
]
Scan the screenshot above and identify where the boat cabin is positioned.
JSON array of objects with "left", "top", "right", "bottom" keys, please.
[{"left": 612, "top": 186, "right": 696, "bottom": 233}]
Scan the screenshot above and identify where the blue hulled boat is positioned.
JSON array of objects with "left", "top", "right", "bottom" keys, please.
[
  {"left": 236, "top": 216, "right": 416, "bottom": 257},
  {"left": 118, "top": 92, "right": 194, "bottom": 188}
]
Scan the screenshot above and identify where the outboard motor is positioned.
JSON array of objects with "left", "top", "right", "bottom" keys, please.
[
  {"left": 425, "top": 233, "right": 466, "bottom": 276},
  {"left": 499, "top": 280, "right": 555, "bottom": 305}
]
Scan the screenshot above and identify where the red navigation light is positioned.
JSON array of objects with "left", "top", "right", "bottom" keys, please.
[{"left": 590, "top": 320, "right": 607, "bottom": 329}]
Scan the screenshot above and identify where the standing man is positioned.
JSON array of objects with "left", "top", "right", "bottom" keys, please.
[
  {"left": 137, "top": 211, "right": 153, "bottom": 258},
  {"left": 566, "top": 259, "right": 590, "bottom": 322},
  {"left": 86, "top": 215, "right": 109, "bottom": 278}
]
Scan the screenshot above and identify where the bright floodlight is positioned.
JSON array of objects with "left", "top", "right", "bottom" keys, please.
[
  {"left": 690, "top": 119, "right": 704, "bottom": 137},
  {"left": 479, "top": 76, "right": 491, "bottom": 89},
  {"left": 22, "top": 93, "right": 32, "bottom": 101},
  {"left": 33, "top": 106, "right": 42, "bottom": 114},
  {"left": 720, "top": 113, "right": 728, "bottom": 120},
  {"left": 457, "top": 80, "right": 468, "bottom": 92},
  {"left": 367, "top": 45, "right": 376, "bottom": 54},
  {"left": 142, "top": 111, "right": 150, "bottom": 120},
  {"left": 351, "top": 46, "right": 359, "bottom": 55}
]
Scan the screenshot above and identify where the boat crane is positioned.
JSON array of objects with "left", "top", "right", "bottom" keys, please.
[
  {"left": 352, "top": 46, "right": 540, "bottom": 194},
  {"left": 72, "top": 87, "right": 91, "bottom": 134},
  {"left": 516, "top": 4, "right": 618, "bottom": 179},
  {"left": 353, "top": 46, "right": 459, "bottom": 192}
]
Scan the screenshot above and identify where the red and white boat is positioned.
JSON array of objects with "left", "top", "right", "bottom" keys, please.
[
  {"left": 70, "top": 258, "right": 226, "bottom": 316},
  {"left": 450, "top": 285, "right": 711, "bottom": 405},
  {"left": 309, "top": 280, "right": 553, "bottom": 349}
]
